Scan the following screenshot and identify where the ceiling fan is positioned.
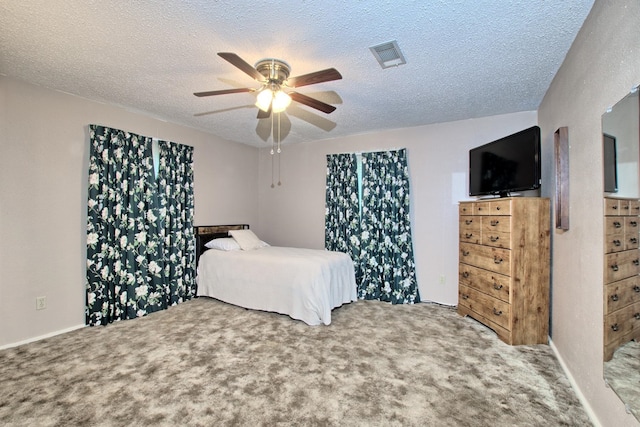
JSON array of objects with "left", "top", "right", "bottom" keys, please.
[{"left": 194, "top": 52, "right": 342, "bottom": 119}]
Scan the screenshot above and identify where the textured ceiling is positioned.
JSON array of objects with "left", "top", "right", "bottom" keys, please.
[{"left": 0, "top": 1, "right": 595, "bottom": 147}]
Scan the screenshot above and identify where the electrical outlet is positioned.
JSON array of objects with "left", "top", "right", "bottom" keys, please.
[
  {"left": 36, "top": 296, "right": 47, "bottom": 310},
  {"left": 439, "top": 275, "right": 446, "bottom": 285}
]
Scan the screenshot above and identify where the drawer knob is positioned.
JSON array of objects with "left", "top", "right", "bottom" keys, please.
[
  {"left": 462, "top": 250, "right": 470, "bottom": 257},
  {"left": 611, "top": 294, "right": 619, "bottom": 302},
  {"left": 611, "top": 264, "right": 619, "bottom": 272},
  {"left": 461, "top": 294, "right": 469, "bottom": 300},
  {"left": 490, "top": 220, "right": 500, "bottom": 226},
  {"left": 465, "top": 233, "right": 473, "bottom": 239},
  {"left": 490, "top": 236, "right": 499, "bottom": 242},
  {"left": 634, "top": 286, "right": 640, "bottom": 293},
  {"left": 496, "top": 206, "right": 501, "bottom": 211},
  {"left": 493, "top": 283, "right": 503, "bottom": 291},
  {"left": 493, "top": 256, "right": 503, "bottom": 264},
  {"left": 611, "top": 323, "right": 619, "bottom": 332},
  {"left": 613, "top": 239, "right": 621, "bottom": 247},
  {"left": 635, "top": 313, "right": 640, "bottom": 320},
  {"left": 465, "top": 219, "right": 473, "bottom": 225},
  {"left": 631, "top": 221, "right": 638, "bottom": 227},
  {"left": 614, "top": 221, "right": 622, "bottom": 228},
  {"left": 462, "top": 271, "right": 470, "bottom": 278},
  {"left": 631, "top": 238, "right": 638, "bottom": 244},
  {"left": 492, "top": 308, "right": 503, "bottom": 316},
  {"left": 634, "top": 259, "right": 639, "bottom": 266},
  {"left": 613, "top": 205, "right": 619, "bottom": 210}
]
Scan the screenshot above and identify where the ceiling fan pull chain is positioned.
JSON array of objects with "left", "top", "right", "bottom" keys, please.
[
  {"left": 277, "top": 113, "right": 282, "bottom": 186},
  {"left": 270, "top": 113, "right": 275, "bottom": 155},
  {"left": 277, "top": 113, "right": 282, "bottom": 154},
  {"left": 271, "top": 147, "right": 275, "bottom": 188}
]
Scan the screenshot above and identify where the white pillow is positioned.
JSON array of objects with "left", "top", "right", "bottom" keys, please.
[
  {"left": 204, "top": 238, "right": 240, "bottom": 251},
  {"left": 229, "top": 229, "right": 267, "bottom": 251}
]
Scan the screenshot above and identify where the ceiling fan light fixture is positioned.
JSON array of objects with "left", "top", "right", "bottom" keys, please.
[
  {"left": 255, "top": 88, "right": 273, "bottom": 112},
  {"left": 272, "top": 90, "right": 292, "bottom": 113}
]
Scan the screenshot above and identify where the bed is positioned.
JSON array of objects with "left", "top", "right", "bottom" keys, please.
[{"left": 195, "top": 225, "right": 357, "bottom": 325}]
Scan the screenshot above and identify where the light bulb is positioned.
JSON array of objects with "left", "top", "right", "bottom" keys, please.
[
  {"left": 255, "top": 89, "right": 273, "bottom": 112},
  {"left": 271, "top": 91, "right": 291, "bottom": 113}
]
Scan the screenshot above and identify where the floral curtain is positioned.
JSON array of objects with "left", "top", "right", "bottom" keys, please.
[
  {"left": 86, "top": 125, "right": 195, "bottom": 326},
  {"left": 324, "top": 153, "right": 362, "bottom": 283},
  {"left": 325, "top": 149, "right": 420, "bottom": 304},
  {"left": 156, "top": 140, "right": 196, "bottom": 306},
  {"left": 360, "top": 149, "right": 419, "bottom": 303}
]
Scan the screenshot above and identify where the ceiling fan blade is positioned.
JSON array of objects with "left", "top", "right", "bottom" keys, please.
[
  {"left": 256, "top": 112, "right": 292, "bottom": 142},
  {"left": 287, "top": 104, "right": 337, "bottom": 132},
  {"left": 287, "top": 68, "right": 342, "bottom": 88},
  {"left": 193, "top": 104, "right": 255, "bottom": 117},
  {"left": 193, "top": 88, "right": 253, "bottom": 97},
  {"left": 255, "top": 119, "right": 271, "bottom": 142},
  {"left": 257, "top": 104, "right": 272, "bottom": 119},
  {"left": 218, "top": 52, "right": 264, "bottom": 82},
  {"left": 289, "top": 92, "right": 337, "bottom": 114},
  {"left": 273, "top": 113, "right": 291, "bottom": 141}
]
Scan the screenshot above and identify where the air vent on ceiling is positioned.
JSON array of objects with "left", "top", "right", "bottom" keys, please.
[{"left": 369, "top": 40, "right": 406, "bottom": 69}]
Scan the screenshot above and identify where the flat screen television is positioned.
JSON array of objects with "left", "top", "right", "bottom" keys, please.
[{"left": 469, "top": 125, "right": 541, "bottom": 197}]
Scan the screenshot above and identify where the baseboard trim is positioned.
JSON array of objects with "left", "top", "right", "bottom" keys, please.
[
  {"left": 0, "top": 324, "right": 86, "bottom": 350},
  {"left": 549, "top": 338, "right": 601, "bottom": 427}
]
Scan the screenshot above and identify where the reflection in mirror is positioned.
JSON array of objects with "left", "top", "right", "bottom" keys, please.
[
  {"left": 602, "top": 87, "right": 639, "bottom": 420},
  {"left": 602, "top": 90, "right": 639, "bottom": 197}
]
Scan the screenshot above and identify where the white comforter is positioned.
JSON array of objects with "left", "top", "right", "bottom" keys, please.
[{"left": 196, "top": 246, "right": 357, "bottom": 325}]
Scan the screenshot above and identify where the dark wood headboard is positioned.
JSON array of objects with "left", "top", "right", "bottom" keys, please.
[{"left": 194, "top": 224, "right": 249, "bottom": 267}]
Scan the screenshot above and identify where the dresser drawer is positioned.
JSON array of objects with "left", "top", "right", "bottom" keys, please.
[
  {"left": 460, "top": 242, "right": 510, "bottom": 276},
  {"left": 605, "top": 275, "right": 640, "bottom": 314},
  {"left": 619, "top": 199, "right": 631, "bottom": 215},
  {"left": 473, "top": 201, "right": 491, "bottom": 215},
  {"left": 625, "top": 217, "right": 640, "bottom": 249},
  {"left": 604, "top": 217, "right": 625, "bottom": 253},
  {"left": 604, "top": 301, "right": 640, "bottom": 346},
  {"left": 459, "top": 284, "right": 511, "bottom": 331},
  {"left": 459, "top": 203, "right": 474, "bottom": 216},
  {"left": 490, "top": 199, "right": 512, "bottom": 215},
  {"left": 604, "top": 250, "right": 640, "bottom": 283},
  {"left": 459, "top": 216, "right": 481, "bottom": 244},
  {"left": 459, "top": 264, "right": 510, "bottom": 303},
  {"left": 481, "top": 216, "right": 511, "bottom": 248},
  {"left": 605, "top": 198, "right": 623, "bottom": 216}
]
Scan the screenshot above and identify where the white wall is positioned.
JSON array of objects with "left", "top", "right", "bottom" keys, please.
[
  {"left": 0, "top": 76, "right": 259, "bottom": 347},
  {"left": 257, "top": 111, "right": 537, "bottom": 305},
  {"left": 538, "top": 0, "right": 640, "bottom": 426}
]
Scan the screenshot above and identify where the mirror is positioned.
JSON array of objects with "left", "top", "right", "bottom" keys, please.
[{"left": 602, "top": 87, "right": 639, "bottom": 419}]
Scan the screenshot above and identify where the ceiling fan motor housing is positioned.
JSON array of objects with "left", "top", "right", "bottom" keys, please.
[{"left": 255, "top": 59, "right": 291, "bottom": 84}]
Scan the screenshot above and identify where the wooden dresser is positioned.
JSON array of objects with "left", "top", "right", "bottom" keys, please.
[
  {"left": 458, "top": 197, "right": 550, "bottom": 345},
  {"left": 603, "top": 197, "right": 640, "bottom": 361}
]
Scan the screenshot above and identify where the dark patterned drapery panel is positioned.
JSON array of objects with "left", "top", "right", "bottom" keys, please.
[
  {"left": 86, "top": 125, "right": 195, "bottom": 326},
  {"left": 325, "top": 149, "right": 419, "bottom": 304}
]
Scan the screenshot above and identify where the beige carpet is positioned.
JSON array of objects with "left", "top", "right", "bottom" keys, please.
[{"left": 0, "top": 298, "right": 592, "bottom": 426}]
